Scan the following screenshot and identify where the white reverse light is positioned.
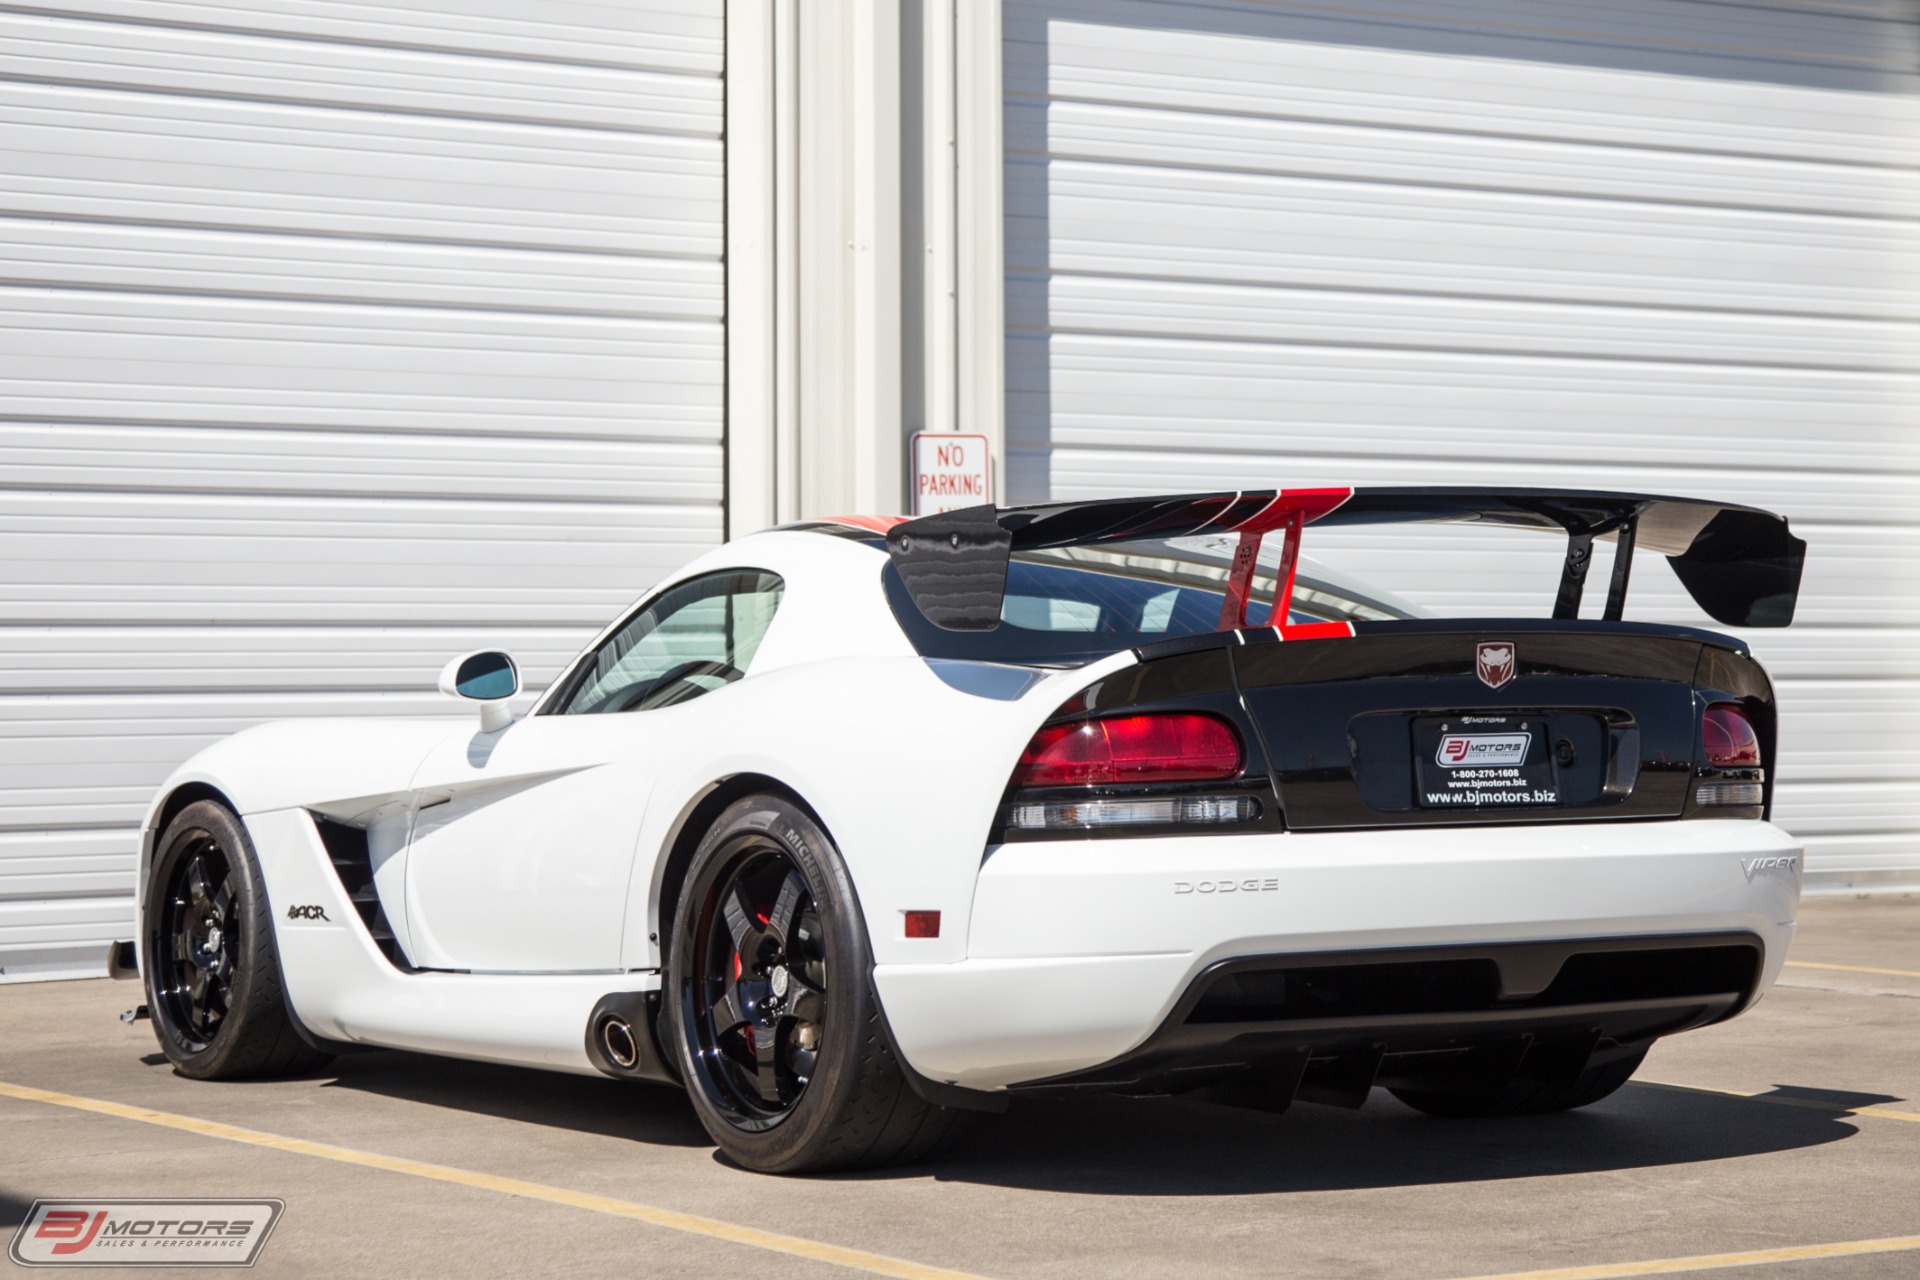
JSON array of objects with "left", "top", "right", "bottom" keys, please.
[
  {"left": 1009, "top": 795, "right": 1260, "bottom": 831},
  {"left": 1696, "top": 781, "right": 1764, "bottom": 808}
]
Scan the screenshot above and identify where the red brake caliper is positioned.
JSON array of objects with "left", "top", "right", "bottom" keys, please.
[
  {"left": 755, "top": 908, "right": 771, "bottom": 1055},
  {"left": 732, "top": 906, "right": 774, "bottom": 1059}
]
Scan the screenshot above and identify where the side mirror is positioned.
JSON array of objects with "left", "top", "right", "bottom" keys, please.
[{"left": 438, "top": 650, "right": 520, "bottom": 733}]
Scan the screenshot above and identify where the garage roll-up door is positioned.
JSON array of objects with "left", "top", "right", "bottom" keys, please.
[
  {"left": 0, "top": 0, "right": 724, "bottom": 979},
  {"left": 1006, "top": 0, "right": 1920, "bottom": 892}
]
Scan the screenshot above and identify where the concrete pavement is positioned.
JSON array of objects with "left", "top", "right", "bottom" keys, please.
[{"left": 2, "top": 895, "right": 1916, "bottom": 1279}]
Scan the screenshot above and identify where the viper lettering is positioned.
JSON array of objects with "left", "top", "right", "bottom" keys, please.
[{"left": 1741, "top": 856, "right": 1798, "bottom": 881}]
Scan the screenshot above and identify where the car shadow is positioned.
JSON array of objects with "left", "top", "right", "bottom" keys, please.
[
  {"left": 281, "top": 1047, "right": 1879, "bottom": 1194},
  {"left": 0, "top": 1190, "right": 38, "bottom": 1230},
  {"left": 826, "top": 1081, "right": 1881, "bottom": 1195},
  {"left": 316, "top": 1048, "right": 710, "bottom": 1150},
  {"left": 1754, "top": 1084, "right": 1907, "bottom": 1110}
]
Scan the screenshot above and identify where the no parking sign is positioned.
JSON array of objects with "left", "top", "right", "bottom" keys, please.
[{"left": 910, "top": 433, "right": 992, "bottom": 516}]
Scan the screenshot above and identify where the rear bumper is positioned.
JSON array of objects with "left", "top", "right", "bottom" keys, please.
[{"left": 873, "top": 820, "right": 1800, "bottom": 1090}]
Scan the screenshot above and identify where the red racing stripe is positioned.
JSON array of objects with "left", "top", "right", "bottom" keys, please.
[
  {"left": 1275, "top": 621, "right": 1357, "bottom": 642},
  {"left": 1285, "top": 487, "right": 1356, "bottom": 525},
  {"left": 1227, "top": 487, "right": 1355, "bottom": 534},
  {"left": 819, "top": 515, "right": 908, "bottom": 533}
]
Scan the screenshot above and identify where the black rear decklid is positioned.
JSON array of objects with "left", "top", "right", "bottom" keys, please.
[{"left": 1202, "top": 619, "right": 1772, "bottom": 830}]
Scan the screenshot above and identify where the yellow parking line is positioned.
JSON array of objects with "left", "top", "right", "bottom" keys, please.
[
  {"left": 1443, "top": 1234, "right": 1920, "bottom": 1280},
  {"left": 1635, "top": 1080, "right": 1920, "bottom": 1125},
  {"left": 1785, "top": 959, "right": 1920, "bottom": 980},
  {"left": 0, "top": 1080, "right": 990, "bottom": 1280}
]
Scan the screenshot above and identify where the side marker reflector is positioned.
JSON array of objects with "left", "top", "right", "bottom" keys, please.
[{"left": 904, "top": 911, "right": 941, "bottom": 939}]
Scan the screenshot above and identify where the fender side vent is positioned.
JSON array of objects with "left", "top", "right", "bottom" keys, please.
[{"left": 311, "top": 815, "right": 415, "bottom": 972}]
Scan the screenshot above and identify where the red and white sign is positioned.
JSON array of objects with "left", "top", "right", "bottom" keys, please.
[{"left": 911, "top": 433, "right": 992, "bottom": 516}]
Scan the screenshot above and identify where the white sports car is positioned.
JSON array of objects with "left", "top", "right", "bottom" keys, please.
[{"left": 129, "top": 488, "right": 1808, "bottom": 1173}]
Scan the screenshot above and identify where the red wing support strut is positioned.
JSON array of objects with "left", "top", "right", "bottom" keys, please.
[
  {"left": 1215, "top": 532, "right": 1262, "bottom": 630},
  {"left": 1216, "top": 511, "right": 1305, "bottom": 631}
]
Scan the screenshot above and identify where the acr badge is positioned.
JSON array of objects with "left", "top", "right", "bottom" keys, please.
[{"left": 1476, "top": 641, "right": 1516, "bottom": 690}]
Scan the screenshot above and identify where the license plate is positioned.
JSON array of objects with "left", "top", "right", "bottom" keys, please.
[{"left": 1415, "top": 716, "right": 1559, "bottom": 808}]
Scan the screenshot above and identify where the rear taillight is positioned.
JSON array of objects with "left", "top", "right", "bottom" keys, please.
[
  {"left": 1012, "top": 713, "right": 1242, "bottom": 788},
  {"left": 1006, "top": 712, "right": 1258, "bottom": 833},
  {"left": 1703, "top": 705, "right": 1761, "bottom": 768},
  {"left": 1696, "top": 703, "right": 1764, "bottom": 811}
]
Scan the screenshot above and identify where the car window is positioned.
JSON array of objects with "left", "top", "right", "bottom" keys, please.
[
  {"left": 557, "top": 570, "right": 784, "bottom": 715},
  {"left": 882, "top": 540, "right": 1419, "bottom": 665}
]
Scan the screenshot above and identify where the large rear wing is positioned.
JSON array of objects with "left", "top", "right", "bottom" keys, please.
[{"left": 885, "top": 487, "right": 1806, "bottom": 633}]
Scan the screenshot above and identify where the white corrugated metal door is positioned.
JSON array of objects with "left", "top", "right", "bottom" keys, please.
[
  {"left": 0, "top": 1, "right": 725, "bottom": 978},
  {"left": 1006, "top": 0, "right": 1920, "bottom": 891}
]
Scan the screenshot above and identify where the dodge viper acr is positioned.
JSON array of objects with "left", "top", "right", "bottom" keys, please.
[{"left": 128, "top": 487, "right": 1809, "bottom": 1173}]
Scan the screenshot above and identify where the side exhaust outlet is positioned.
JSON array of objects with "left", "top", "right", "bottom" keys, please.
[
  {"left": 599, "top": 1016, "right": 640, "bottom": 1070},
  {"left": 583, "top": 990, "right": 679, "bottom": 1086}
]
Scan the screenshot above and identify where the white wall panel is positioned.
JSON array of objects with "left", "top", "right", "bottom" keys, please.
[
  {"left": 2, "top": 85, "right": 718, "bottom": 255},
  {"left": 1, "top": 221, "right": 720, "bottom": 317},
  {"left": 0, "top": 1, "right": 724, "bottom": 978},
  {"left": 1007, "top": 0, "right": 1920, "bottom": 892},
  {"left": 0, "top": 628, "right": 590, "bottom": 694},
  {"left": 15, "top": 0, "right": 723, "bottom": 74},
  {"left": 0, "top": 426, "right": 719, "bottom": 504},
  {"left": 1, "top": 292, "right": 720, "bottom": 435},
  {"left": 0, "top": 495, "right": 717, "bottom": 620}
]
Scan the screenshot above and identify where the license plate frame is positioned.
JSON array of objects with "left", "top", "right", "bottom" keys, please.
[{"left": 1414, "top": 715, "right": 1560, "bottom": 809}]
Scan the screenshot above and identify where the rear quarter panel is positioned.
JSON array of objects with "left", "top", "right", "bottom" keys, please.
[
  {"left": 613, "top": 530, "right": 1138, "bottom": 968},
  {"left": 618, "top": 649, "right": 1139, "bottom": 969}
]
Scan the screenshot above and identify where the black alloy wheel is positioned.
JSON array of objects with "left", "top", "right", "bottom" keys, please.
[
  {"left": 154, "top": 833, "right": 239, "bottom": 1051},
  {"left": 143, "top": 799, "right": 333, "bottom": 1080},
  {"left": 685, "top": 844, "right": 828, "bottom": 1128},
  {"left": 666, "top": 795, "right": 963, "bottom": 1173}
]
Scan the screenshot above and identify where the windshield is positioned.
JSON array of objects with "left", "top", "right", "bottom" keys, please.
[{"left": 882, "top": 535, "right": 1421, "bottom": 665}]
